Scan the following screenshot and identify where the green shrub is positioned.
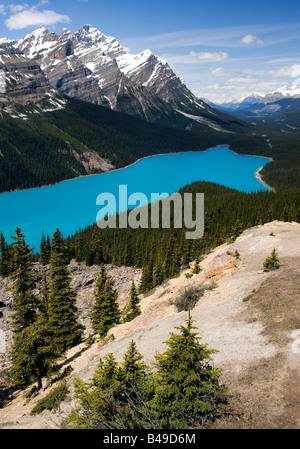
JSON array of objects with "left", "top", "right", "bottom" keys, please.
[{"left": 30, "top": 381, "right": 69, "bottom": 415}]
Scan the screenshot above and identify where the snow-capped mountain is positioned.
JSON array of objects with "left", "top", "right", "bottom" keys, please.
[
  {"left": 209, "top": 93, "right": 263, "bottom": 112},
  {"left": 275, "top": 77, "right": 300, "bottom": 97},
  {"left": 11, "top": 24, "right": 209, "bottom": 123}
]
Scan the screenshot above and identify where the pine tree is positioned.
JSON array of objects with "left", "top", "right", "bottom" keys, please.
[
  {"left": 65, "top": 343, "right": 154, "bottom": 429},
  {"left": 138, "top": 265, "right": 152, "bottom": 294},
  {"left": 39, "top": 273, "right": 49, "bottom": 321},
  {"left": 9, "top": 227, "right": 38, "bottom": 333},
  {"left": 9, "top": 318, "right": 58, "bottom": 390},
  {"left": 75, "top": 232, "right": 84, "bottom": 263},
  {"left": 47, "top": 229, "right": 84, "bottom": 356},
  {"left": 85, "top": 227, "right": 104, "bottom": 266},
  {"left": 39, "top": 231, "right": 51, "bottom": 265},
  {"left": 263, "top": 248, "right": 280, "bottom": 272},
  {"left": 151, "top": 312, "right": 228, "bottom": 428},
  {"left": 8, "top": 229, "right": 58, "bottom": 390},
  {"left": 152, "top": 257, "right": 165, "bottom": 288},
  {"left": 0, "top": 232, "right": 10, "bottom": 277},
  {"left": 121, "top": 340, "right": 147, "bottom": 382},
  {"left": 90, "top": 266, "right": 120, "bottom": 338},
  {"left": 123, "top": 281, "right": 141, "bottom": 323}
]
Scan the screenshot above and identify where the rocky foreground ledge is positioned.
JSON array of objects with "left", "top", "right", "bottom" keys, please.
[{"left": 0, "top": 221, "right": 299, "bottom": 429}]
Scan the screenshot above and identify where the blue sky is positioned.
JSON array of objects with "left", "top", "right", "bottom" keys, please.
[{"left": 0, "top": 0, "right": 300, "bottom": 102}]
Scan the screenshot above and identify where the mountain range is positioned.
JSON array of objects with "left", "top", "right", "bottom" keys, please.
[{"left": 209, "top": 78, "right": 300, "bottom": 120}]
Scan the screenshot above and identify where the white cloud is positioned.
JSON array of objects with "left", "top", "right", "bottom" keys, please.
[
  {"left": 195, "top": 74, "right": 279, "bottom": 103},
  {"left": 0, "top": 4, "right": 6, "bottom": 15},
  {"left": 5, "top": 5, "right": 70, "bottom": 30},
  {"left": 8, "top": 4, "right": 29, "bottom": 14},
  {"left": 189, "top": 51, "right": 228, "bottom": 62},
  {"left": 210, "top": 67, "right": 232, "bottom": 77},
  {"left": 269, "top": 64, "right": 300, "bottom": 78},
  {"left": 240, "top": 34, "right": 263, "bottom": 45}
]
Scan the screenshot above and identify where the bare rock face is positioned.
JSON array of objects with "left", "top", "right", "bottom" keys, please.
[{"left": 0, "top": 43, "right": 66, "bottom": 115}]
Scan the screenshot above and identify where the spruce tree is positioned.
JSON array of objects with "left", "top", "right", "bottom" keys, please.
[
  {"left": 151, "top": 312, "right": 228, "bottom": 428},
  {"left": 85, "top": 227, "right": 104, "bottom": 266},
  {"left": 9, "top": 227, "right": 38, "bottom": 333},
  {"left": 0, "top": 232, "right": 10, "bottom": 277},
  {"left": 9, "top": 229, "right": 58, "bottom": 390},
  {"left": 121, "top": 340, "right": 147, "bottom": 382},
  {"left": 39, "top": 273, "right": 49, "bottom": 321},
  {"left": 152, "top": 258, "right": 165, "bottom": 287},
  {"left": 263, "top": 248, "right": 280, "bottom": 272},
  {"left": 47, "top": 229, "right": 84, "bottom": 356},
  {"left": 90, "top": 266, "right": 120, "bottom": 338},
  {"left": 39, "top": 231, "right": 51, "bottom": 265},
  {"left": 9, "top": 318, "right": 57, "bottom": 390},
  {"left": 75, "top": 233, "right": 84, "bottom": 263},
  {"left": 123, "top": 281, "right": 141, "bottom": 323}
]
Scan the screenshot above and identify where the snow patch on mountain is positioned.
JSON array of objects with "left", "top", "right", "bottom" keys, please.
[{"left": 116, "top": 49, "right": 153, "bottom": 76}]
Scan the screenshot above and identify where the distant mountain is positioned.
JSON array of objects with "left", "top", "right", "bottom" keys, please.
[
  {"left": 208, "top": 93, "right": 263, "bottom": 112},
  {"left": 212, "top": 79, "right": 300, "bottom": 121},
  {"left": 275, "top": 77, "right": 300, "bottom": 97}
]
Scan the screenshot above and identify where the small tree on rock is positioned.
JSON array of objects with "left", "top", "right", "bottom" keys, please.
[{"left": 263, "top": 248, "right": 280, "bottom": 272}]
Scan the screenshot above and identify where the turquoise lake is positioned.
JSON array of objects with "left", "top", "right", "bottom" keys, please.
[{"left": 0, "top": 145, "right": 270, "bottom": 250}]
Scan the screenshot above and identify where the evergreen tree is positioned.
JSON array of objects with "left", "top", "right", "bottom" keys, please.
[
  {"left": 121, "top": 340, "right": 147, "bottom": 382},
  {"left": 9, "top": 318, "right": 58, "bottom": 390},
  {"left": 47, "top": 229, "right": 84, "bottom": 356},
  {"left": 39, "top": 231, "right": 51, "bottom": 265},
  {"left": 85, "top": 227, "right": 104, "bottom": 266},
  {"left": 263, "top": 248, "right": 280, "bottom": 272},
  {"left": 0, "top": 232, "right": 10, "bottom": 277},
  {"left": 151, "top": 312, "right": 228, "bottom": 428},
  {"left": 39, "top": 273, "right": 49, "bottom": 321},
  {"left": 75, "top": 232, "right": 84, "bottom": 263},
  {"left": 152, "top": 258, "right": 165, "bottom": 288},
  {"left": 9, "top": 228, "right": 38, "bottom": 333},
  {"left": 123, "top": 281, "right": 141, "bottom": 323},
  {"left": 9, "top": 230, "right": 59, "bottom": 390},
  {"left": 90, "top": 266, "right": 120, "bottom": 338},
  {"left": 65, "top": 343, "right": 155, "bottom": 429}
]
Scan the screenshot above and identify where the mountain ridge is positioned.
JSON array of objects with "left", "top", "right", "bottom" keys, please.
[{"left": 0, "top": 24, "right": 251, "bottom": 133}]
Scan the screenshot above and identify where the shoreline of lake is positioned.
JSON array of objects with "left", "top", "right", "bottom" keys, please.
[{"left": 0, "top": 144, "right": 273, "bottom": 196}]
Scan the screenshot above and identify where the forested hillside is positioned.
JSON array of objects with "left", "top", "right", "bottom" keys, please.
[{"left": 1, "top": 95, "right": 300, "bottom": 193}]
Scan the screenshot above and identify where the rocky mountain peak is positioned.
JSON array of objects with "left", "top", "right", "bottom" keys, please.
[{"left": 0, "top": 24, "right": 240, "bottom": 132}]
